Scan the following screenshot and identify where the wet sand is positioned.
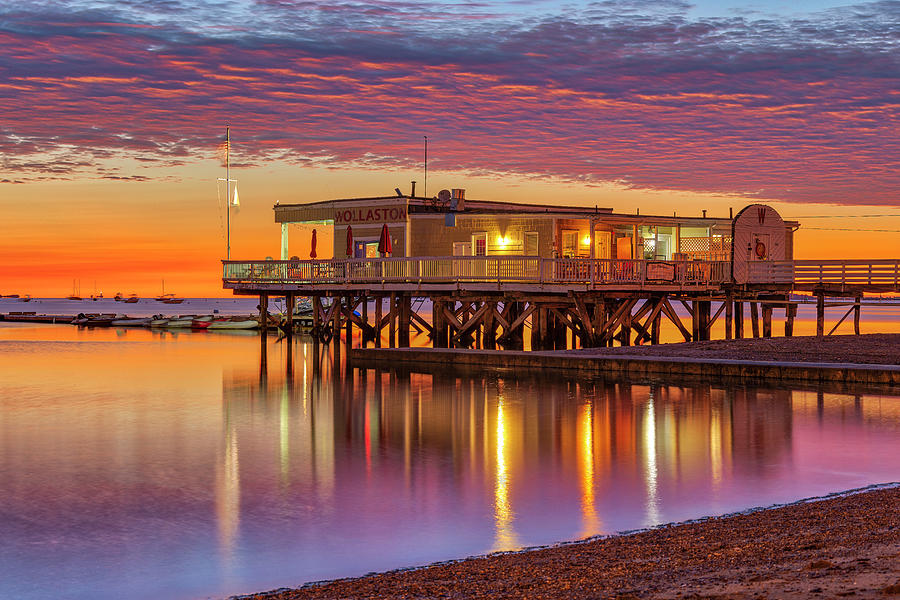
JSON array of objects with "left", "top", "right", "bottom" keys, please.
[
  {"left": 566, "top": 333, "right": 900, "bottom": 365},
  {"left": 243, "top": 485, "right": 899, "bottom": 600}
]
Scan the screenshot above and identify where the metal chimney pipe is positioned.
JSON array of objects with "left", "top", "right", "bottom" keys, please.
[{"left": 411, "top": 181, "right": 416, "bottom": 197}]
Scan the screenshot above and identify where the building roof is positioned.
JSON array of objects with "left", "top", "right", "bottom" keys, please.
[{"left": 273, "top": 194, "right": 797, "bottom": 228}]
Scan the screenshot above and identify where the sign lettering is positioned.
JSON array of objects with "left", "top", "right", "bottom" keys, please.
[{"left": 335, "top": 205, "right": 407, "bottom": 225}]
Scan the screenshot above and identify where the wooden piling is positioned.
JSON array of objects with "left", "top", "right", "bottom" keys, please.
[
  {"left": 785, "top": 302, "right": 796, "bottom": 337},
  {"left": 531, "top": 304, "right": 542, "bottom": 351},
  {"left": 750, "top": 302, "right": 760, "bottom": 338},
  {"left": 361, "top": 295, "right": 368, "bottom": 345},
  {"left": 344, "top": 296, "right": 353, "bottom": 355},
  {"left": 332, "top": 296, "right": 341, "bottom": 351},
  {"left": 483, "top": 301, "right": 497, "bottom": 349},
  {"left": 285, "top": 294, "right": 294, "bottom": 339},
  {"left": 432, "top": 300, "right": 445, "bottom": 348},
  {"left": 650, "top": 300, "right": 661, "bottom": 345},
  {"left": 398, "top": 295, "right": 411, "bottom": 348},
  {"left": 621, "top": 302, "right": 632, "bottom": 346},
  {"left": 734, "top": 301, "right": 744, "bottom": 339},
  {"left": 699, "top": 300, "right": 711, "bottom": 341},
  {"left": 312, "top": 296, "right": 322, "bottom": 339},
  {"left": 725, "top": 293, "right": 733, "bottom": 340},
  {"left": 762, "top": 303, "right": 772, "bottom": 338},
  {"left": 691, "top": 300, "right": 700, "bottom": 342},
  {"left": 389, "top": 292, "right": 397, "bottom": 348},
  {"left": 854, "top": 295, "right": 861, "bottom": 335},
  {"left": 374, "top": 296, "right": 382, "bottom": 348},
  {"left": 259, "top": 293, "right": 268, "bottom": 336}
]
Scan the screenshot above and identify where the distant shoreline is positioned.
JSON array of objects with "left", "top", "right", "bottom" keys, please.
[{"left": 238, "top": 483, "right": 900, "bottom": 599}]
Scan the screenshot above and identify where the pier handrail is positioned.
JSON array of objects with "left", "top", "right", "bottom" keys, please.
[
  {"left": 750, "top": 259, "right": 900, "bottom": 287},
  {"left": 223, "top": 256, "right": 731, "bottom": 289}
]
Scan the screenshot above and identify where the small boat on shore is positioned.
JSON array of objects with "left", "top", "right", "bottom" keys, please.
[
  {"left": 123, "top": 295, "right": 139, "bottom": 304},
  {"left": 191, "top": 316, "right": 214, "bottom": 330},
  {"left": 165, "top": 316, "right": 195, "bottom": 328},
  {"left": 74, "top": 313, "right": 118, "bottom": 327},
  {"left": 149, "top": 316, "right": 170, "bottom": 327},
  {"left": 111, "top": 317, "right": 152, "bottom": 327},
  {"left": 208, "top": 316, "right": 258, "bottom": 330}
]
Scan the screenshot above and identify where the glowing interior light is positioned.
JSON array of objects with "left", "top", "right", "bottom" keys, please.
[
  {"left": 498, "top": 235, "right": 509, "bottom": 245},
  {"left": 581, "top": 235, "right": 591, "bottom": 246}
]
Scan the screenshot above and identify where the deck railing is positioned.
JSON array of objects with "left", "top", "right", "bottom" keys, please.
[
  {"left": 750, "top": 260, "right": 900, "bottom": 286},
  {"left": 223, "top": 257, "right": 731, "bottom": 288}
]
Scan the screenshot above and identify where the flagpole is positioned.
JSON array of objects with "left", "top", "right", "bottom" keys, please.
[{"left": 226, "top": 126, "right": 231, "bottom": 261}]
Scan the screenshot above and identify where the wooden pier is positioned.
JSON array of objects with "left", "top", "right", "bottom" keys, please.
[{"left": 222, "top": 257, "right": 900, "bottom": 351}]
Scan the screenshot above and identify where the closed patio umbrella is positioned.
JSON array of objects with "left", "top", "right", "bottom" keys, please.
[
  {"left": 378, "top": 224, "right": 392, "bottom": 256},
  {"left": 310, "top": 228, "right": 317, "bottom": 259},
  {"left": 346, "top": 225, "right": 354, "bottom": 257}
]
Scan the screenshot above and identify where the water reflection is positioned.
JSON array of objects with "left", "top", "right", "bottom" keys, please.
[{"left": 1, "top": 326, "right": 898, "bottom": 600}]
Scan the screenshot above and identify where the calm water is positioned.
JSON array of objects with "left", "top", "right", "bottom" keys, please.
[{"left": 1, "top": 321, "right": 899, "bottom": 600}]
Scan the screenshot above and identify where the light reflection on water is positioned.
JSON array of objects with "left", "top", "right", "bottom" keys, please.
[{"left": 0, "top": 323, "right": 898, "bottom": 600}]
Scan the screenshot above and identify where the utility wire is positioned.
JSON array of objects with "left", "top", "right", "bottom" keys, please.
[
  {"left": 800, "top": 226, "right": 900, "bottom": 232},
  {"left": 787, "top": 214, "right": 900, "bottom": 219}
]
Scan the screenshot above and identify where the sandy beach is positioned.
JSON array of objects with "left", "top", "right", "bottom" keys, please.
[{"left": 243, "top": 485, "right": 900, "bottom": 600}]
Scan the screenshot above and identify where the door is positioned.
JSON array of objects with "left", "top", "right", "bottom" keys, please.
[{"left": 471, "top": 232, "right": 487, "bottom": 277}]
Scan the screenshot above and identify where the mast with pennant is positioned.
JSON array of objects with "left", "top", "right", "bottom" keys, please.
[{"left": 218, "top": 126, "right": 239, "bottom": 260}]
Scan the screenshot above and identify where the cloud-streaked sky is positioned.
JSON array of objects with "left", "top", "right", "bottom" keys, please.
[{"left": 2, "top": 0, "right": 900, "bottom": 295}]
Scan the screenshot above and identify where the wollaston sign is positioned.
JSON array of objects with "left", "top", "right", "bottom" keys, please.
[{"left": 335, "top": 204, "right": 407, "bottom": 225}]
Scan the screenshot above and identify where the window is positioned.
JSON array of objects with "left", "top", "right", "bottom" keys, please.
[
  {"left": 472, "top": 232, "right": 487, "bottom": 256},
  {"left": 562, "top": 230, "right": 577, "bottom": 258},
  {"left": 453, "top": 242, "right": 472, "bottom": 256},
  {"left": 524, "top": 231, "right": 539, "bottom": 256}
]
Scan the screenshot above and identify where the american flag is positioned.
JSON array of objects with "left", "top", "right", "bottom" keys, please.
[{"left": 216, "top": 129, "right": 230, "bottom": 166}]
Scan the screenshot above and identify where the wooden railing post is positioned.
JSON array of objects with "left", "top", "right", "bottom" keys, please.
[{"left": 816, "top": 292, "right": 825, "bottom": 337}]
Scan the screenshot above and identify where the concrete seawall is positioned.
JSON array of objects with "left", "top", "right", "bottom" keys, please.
[{"left": 350, "top": 347, "right": 900, "bottom": 385}]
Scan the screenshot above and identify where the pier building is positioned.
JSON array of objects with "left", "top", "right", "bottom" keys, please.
[
  {"left": 273, "top": 188, "right": 757, "bottom": 263},
  {"left": 223, "top": 187, "right": 889, "bottom": 351}
]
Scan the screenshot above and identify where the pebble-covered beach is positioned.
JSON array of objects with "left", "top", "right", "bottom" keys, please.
[{"left": 244, "top": 485, "right": 899, "bottom": 600}]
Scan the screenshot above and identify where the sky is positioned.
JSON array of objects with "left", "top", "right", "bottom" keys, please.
[{"left": 2, "top": 0, "right": 900, "bottom": 296}]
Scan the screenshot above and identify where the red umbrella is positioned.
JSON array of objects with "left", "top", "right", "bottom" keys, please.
[
  {"left": 378, "top": 223, "right": 392, "bottom": 256},
  {"left": 346, "top": 225, "right": 354, "bottom": 257},
  {"left": 309, "top": 228, "right": 317, "bottom": 259}
]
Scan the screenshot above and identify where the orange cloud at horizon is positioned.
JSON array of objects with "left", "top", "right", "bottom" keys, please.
[{"left": 4, "top": 162, "right": 900, "bottom": 298}]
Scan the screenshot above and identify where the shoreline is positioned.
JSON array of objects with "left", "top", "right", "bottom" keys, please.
[
  {"left": 239, "top": 483, "right": 900, "bottom": 599},
  {"left": 351, "top": 334, "right": 900, "bottom": 385}
]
